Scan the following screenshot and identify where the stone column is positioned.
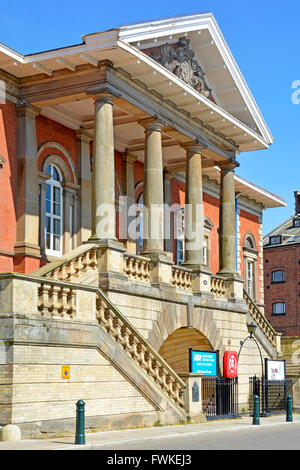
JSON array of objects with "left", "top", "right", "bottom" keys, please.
[
  {"left": 15, "top": 101, "right": 41, "bottom": 261},
  {"left": 90, "top": 93, "right": 116, "bottom": 242},
  {"left": 217, "top": 163, "right": 238, "bottom": 276},
  {"left": 76, "top": 129, "right": 92, "bottom": 244},
  {"left": 182, "top": 143, "right": 205, "bottom": 269},
  {"left": 163, "top": 170, "right": 174, "bottom": 256},
  {"left": 140, "top": 119, "right": 164, "bottom": 255}
]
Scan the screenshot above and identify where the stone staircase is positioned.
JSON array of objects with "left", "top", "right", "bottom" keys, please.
[
  {"left": 33, "top": 244, "right": 186, "bottom": 420},
  {"left": 243, "top": 289, "right": 279, "bottom": 357}
]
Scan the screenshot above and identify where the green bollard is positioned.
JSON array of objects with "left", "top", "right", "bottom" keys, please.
[
  {"left": 75, "top": 400, "right": 86, "bottom": 444},
  {"left": 286, "top": 395, "right": 293, "bottom": 423},
  {"left": 253, "top": 394, "right": 260, "bottom": 425}
]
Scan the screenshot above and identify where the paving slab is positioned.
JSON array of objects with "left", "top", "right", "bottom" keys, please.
[{"left": 0, "top": 414, "right": 298, "bottom": 450}]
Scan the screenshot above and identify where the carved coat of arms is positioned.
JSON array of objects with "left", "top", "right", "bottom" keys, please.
[{"left": 151, "top": 37, "right": 212, "bottom": 99}]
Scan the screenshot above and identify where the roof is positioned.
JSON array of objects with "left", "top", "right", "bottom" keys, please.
[
  {"left": 0, "top": 12, "right": 273, "bottom": 153},
  {"left": 263, "top": 215, "right": 300, "bottom": 247},
  {"left": 202, "top": 166, "right": 286, "bottom": 209}
]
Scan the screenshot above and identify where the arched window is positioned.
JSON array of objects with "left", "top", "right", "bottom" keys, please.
[
  {"left": 243, "top": 232, "right": 258, "bottom": 300},
  {"left": 45, "top": 164, "right": 63, "bottom": 255}
]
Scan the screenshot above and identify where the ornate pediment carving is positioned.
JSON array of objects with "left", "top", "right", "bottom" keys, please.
[{"left": 151, "top": 37, "right": 212, "bottom": 99}]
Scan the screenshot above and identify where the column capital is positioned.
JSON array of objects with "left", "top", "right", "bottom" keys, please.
[
  {"left": 93, "top": 92, "right": 115, "bottom": 105},
  {"left": 218, "top": 160, "right": 238, "bottom": 172},
  {"left": 76, "top": 127, "right": 92, "bottom": 143},
  {"left": 122, "top": 150, "right": 137, "bottom": 164},
  {"left": 16, "top": 99, "right": 40, "bottom": 118},
  {"left": 138, "top": 118, "right": 164, "bottom": 132},
  {"left": 181, "top": 141, "right": 207, "bottom": 154},
  {"left": 163, "top": 168, "right": 173, "bottom": 180}
]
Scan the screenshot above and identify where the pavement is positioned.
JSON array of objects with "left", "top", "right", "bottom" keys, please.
[{"left": 0, "top": 414, "right": 299, "bottom": 450}]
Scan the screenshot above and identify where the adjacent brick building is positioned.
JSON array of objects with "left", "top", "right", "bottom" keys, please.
[{"left": 264, "top": 191, "right": 300, "bottom": 336}]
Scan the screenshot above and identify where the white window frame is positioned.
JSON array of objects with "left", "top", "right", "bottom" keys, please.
[
  {"left": 175, "top": 208, "right": 184, "bottom": 266},
  {"left": 45, "top": 164, "right": 63, "bottom": 257},
  {"left": 272, "top": 302, "right": 286, "bottom": 315}
]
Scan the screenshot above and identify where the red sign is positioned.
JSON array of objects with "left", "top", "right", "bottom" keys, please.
[{"left": 223, "top": 351, "right": 238, "bottom": 378}]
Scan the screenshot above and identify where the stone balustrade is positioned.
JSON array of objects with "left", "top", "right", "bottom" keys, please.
[
  {"left": 96, "top": 293, "right": 185, "bottom": 409},
  {"left": 123, "top": 254, "right": 151, "bottom": 283},
  {"left": 210, "top": 276, "right": 227, "bottom": 298},
  {"left": 33, "top": 243, "right": 98, "bottom": 283},
  {"left": 0, "top": 271, "right": 185, "bottom": 410},
  {"left": 38, "top": 282, "right": 76, "bottom": 318},
  {"left": 172, "top": 266, "right": 192, "bottom": 291},
  {"left": 243, "top": 289, "right": 277, "bottom": 349}
]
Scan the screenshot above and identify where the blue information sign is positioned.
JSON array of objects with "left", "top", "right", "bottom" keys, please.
[{"left": 189, "top": 349, "right": 219, "bottom": 377}]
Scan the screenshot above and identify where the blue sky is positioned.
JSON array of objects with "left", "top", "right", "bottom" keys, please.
[{"left": 1, "top": 0, "right": 299, "bottom": 234}]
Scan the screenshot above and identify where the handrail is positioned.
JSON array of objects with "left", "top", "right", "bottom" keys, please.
[
  {"left": 32, "top": 245, "right": 186, "bottom": 410},
  {"left": 33, "top": 243, "right": 98, "bottom": 281},
  {"left": 243, "top": 289, "right": 277, "bottom": 349},
  {"left": 95, "top": 286, "right": 185, "bottom": 409}
]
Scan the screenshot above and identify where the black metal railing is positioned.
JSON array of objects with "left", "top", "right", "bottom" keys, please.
[
  {"left": 202, "top": 377, "right": 239, "bottom": 418},
  {"left": 249, "top": 376, "right": 293, "bottom": 415}
]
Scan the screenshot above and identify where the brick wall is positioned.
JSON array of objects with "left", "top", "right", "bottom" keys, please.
[{"left": 264, "top": 244, "right": 300, "bottom": 336}]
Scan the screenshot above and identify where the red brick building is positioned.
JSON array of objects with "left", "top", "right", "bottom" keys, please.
[{"left": 264, "top": 191, "right": 300, "bottom": 336}]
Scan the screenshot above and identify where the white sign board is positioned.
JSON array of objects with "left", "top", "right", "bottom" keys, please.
[{"left": 265, "top": 359, "right": 286, "bottom": 381}]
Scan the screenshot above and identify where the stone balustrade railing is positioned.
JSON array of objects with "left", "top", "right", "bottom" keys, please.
[
  {"left": 123, "top": 254, "right": 151, "bottom": 283},
  {"left": 243, "top": 289, "right": 277, "bottom": 349},
  {"left": 96, "top": 291, "right": 185, "bottom": 409},
  {"left": 172, "top": 266, "right": 192, "bottom": 291},
  {"left": 0, "top": 272, "right": 185, "bottom": 411},
  {"left": 38, "top": 282, "right": 76, "bottom": 318},
  {"left": 34, "top": 243, "right": 98, "bottom": 282},
  {"left": 210, "top": 276, "right": 227, "bottom": 298}
]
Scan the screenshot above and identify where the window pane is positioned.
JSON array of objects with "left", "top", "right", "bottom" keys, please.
[
  {"left": 53, "top": 219, "right": 61, "bottom": 235},
  {"left": 46, "top": 184, "right": 51, "bottom": 200},
  {"left": 273, "top": 303, "right": 285, "bottom": 314},
  {"left": 46, "top": 233, "right": 51, "bottom": 249},
  {"left": 52, "top": 167, "right": 60, "bottom": 181},
  {"left": 53, "top": 202, "right": 61, "bottom": 216},
  {"left": 53, "top": 236, "right": 60, "bottom": 252},
  {"left": 46, "top": 199, "right": 51, "bottom": 213},
  {"left": 53, "top": 187, "right": 61, "bottom": 203},
  {"left": 46, "top": 165, "right": 52, "bottom": 176},
  {"left": 46, "top": 216, "right": 51, "bottom": 234},
  {"left": 272, "top": 271, "right": 285, "bottom": 282}
]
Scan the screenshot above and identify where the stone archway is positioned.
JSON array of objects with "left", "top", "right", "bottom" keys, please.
[{"left": 158, "top": 327, "right": 214, "bottom": 374}]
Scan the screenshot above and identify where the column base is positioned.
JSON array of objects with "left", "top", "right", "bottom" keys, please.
[
  {"left": 181, "top": 263, "right": 212, "bottom": 295},
  {"left": 216, "top": 271, "right": 244, "bottom": 301},
  {"left": 86, "top": 238, "right": 126, "bottom": 277},
  {"left": 140, "top": 251, "right": 173, "bottom": 285}
]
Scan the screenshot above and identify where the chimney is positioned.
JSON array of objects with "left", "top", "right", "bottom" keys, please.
[{"left": 294, "top": 191, "right": 300, "bottom": 215}]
